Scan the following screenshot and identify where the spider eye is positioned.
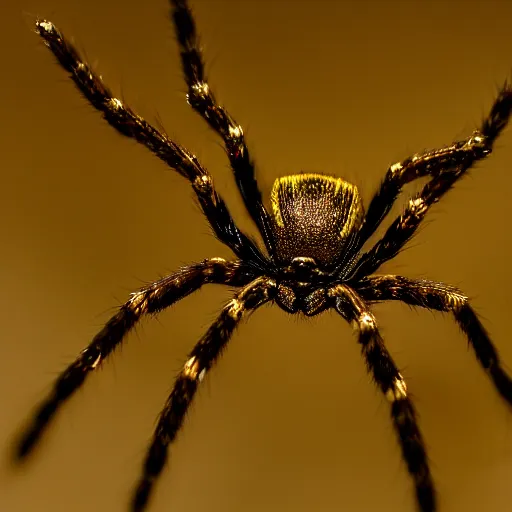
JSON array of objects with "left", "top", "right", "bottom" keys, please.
[{"left": 270, "top": 174, "right": 363, "bottom": 267}]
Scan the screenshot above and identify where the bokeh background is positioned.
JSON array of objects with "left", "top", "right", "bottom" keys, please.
[{"left": 1, "top": 1, "right": 512, "bottom": 511}]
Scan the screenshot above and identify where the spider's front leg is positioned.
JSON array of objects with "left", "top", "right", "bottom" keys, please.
[
  {"left": 170, "top": 0, "right": 275, "bottom": 250},
  {"left": 330, "top": 284, "right": 435, "bottom": 512},
  {"left": 131, "top": 276, "right": 277, "bottom": 512},
  {"left": 14, "top": 259, "right": 254, "bottom": 461},
  {"left": 356, "top": 275, "right": 512, "bottom": 406},
  {"left": 352, "top": 81, "right": 512, "bottom": 268},
  {"left": 34, "top": 20, "right": 266, "bottom": 266}
]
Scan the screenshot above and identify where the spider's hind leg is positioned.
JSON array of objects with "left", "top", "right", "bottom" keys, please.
[
  {"left": 14, "top": 259, "right": 252, "bottom": 461},
  {"left": 131, "top": 276, "right": 276, "bottom": 512},
  {"left": 331, "top": 284, "right": 436, "bottom": 512},
  {"left": 356, "top": 275, "right": 512, "bottom": 407},
  {"left": 170, "top": 0, "right": 274, "bottom": 250}
]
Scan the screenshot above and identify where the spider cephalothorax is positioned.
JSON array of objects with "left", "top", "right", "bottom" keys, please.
[{"left": 15, "top": 1, "right": 512, "bottom": 512}]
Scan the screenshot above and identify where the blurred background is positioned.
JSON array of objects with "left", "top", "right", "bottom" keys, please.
[{"left": 1, "top": 1, "right": 512, "bottom": 511}]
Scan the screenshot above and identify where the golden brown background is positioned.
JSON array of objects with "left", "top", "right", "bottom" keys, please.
[{"left": 1, "top": 1, "right": 512, "bottom": 511}]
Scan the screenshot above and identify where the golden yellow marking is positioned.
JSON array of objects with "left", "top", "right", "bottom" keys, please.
[
  {"left": 327, "top": 284, "right": 345, "bottom": 298},
  {"left": 448, "top": 293, "right": 466, "bottom": 309},
  {"left": 229, "top": 125, "right": 243, "bottom": 138},
  {"left": 386, "top": 374, "right": 408, "bottom": 401},
  {"left": 389, "top": 162, "right": 403, "bottom": 174},
  {"left": 467, "top": 132, "right": 485, "bottom": 146},
  {"left": 129, "top": 291, "right": 145, "bottom": 306},
  {"left": 228, "top": 298, "right": 244, "bottom": 319},
  {"left": 109, "top": 98, "right": 123, "bottom": 110},
  {"left": 408, "top": 197, "right": 427, "bottom": 217},
  {"left": 209, "top": 257, "right": 226, "bottom": 263},
  {"left": 194, "top": 174, "right": 210, "bottom": 189},
  {"left": 37, "top": 20, "right": 54, "bottom": 33},
  {"left": 183, "top": 356, "right": 201, "bottom": 380},
  {"left": 270, "top": 173, "right": 362, "bottom": 234},
  {"left": 223, "top": 277, "right": 276, "bottom": 320},
  {"left": 90, "top": 353, "right": 102, "bottom": 369},
  {"left": 359, "top": 312, "right": 376, "bottom": 331},
  {"left": 191, "top": 82, "right": 209, "bottom": 96},
  {"left": 128, "top": 291, "right": 148, "bottom": 315}
]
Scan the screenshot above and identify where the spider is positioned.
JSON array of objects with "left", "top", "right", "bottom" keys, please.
[{"left": 15, "top": 1, "right": 512, "bottom": 511}]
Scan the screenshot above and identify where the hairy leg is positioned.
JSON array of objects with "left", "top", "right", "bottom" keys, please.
[
  {"left": 330, "top": 284, "right": 435, "bottom": 512},
  {"left": 350, "top": 80, "right": 512, "bottom": 272},
  {"left": 34, "top": 20, "right": 266, "bottom": 265},
  {"left": 15, "top": 259, "right": 253, "bottom": 460},
  {"left": 131, "top": 276, "right": 276, "bottom": 512},
  {"left": 356, "top": 275, "right": 512, "bottom": 406},
  {"left": 170, "top": 0, "right": 274, "bottom": 252}
]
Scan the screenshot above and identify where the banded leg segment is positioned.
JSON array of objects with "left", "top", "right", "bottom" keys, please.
[
  {"left": 356, "top": 275, "right": 512, "bottom": 406},
  {"left": 15, "top": 259, "right": 253, "bottom": 460},
  {"left": 131, "top": 276, "right": 277, "bottom": 512},
  {"left": 350, "top": 81, "right": 512, "bottom": 274},
  {"left": 34, "top": 20, "right": 266, "bottom": 265},
  {"left": 360, "top": 82, "right": 512, "bottom": 244},
  {"left": 351, "top": 168, "right": 460, "bottom": 279},
  {"left": 330, "top": 284, "right": 435, "bottom": 512},
  {"left": 359, "top": 132, "right": 489, "bottom": 246},
  {"left": 170, "top": 0, "right": 275, "bottom": 252}
]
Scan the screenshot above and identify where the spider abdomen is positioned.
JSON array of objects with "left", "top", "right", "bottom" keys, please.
[{"left": 270, "top": 174, "right": 363, "bottom": 267}]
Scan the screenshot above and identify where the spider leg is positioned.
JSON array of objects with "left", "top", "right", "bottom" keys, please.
[
  {"left": 131, "top": 276, "right": 276, "bottom": 512},
  {"left": 169, "top": 0, "right": 275, "bottom": 252},
  {"left": 356, "top": 275, "right": 512, "bottom": 406},
  {"left": 350, "top": 170, "right": 462, "bottom": 279},
  {"left": 350, "top": 81, "right": 512, "bottom": 279},
  {"left": 353, "top": 81, "right": 512, "bottom": 255},
  {"left": 329, "top": 284, "right": 436, "bottom": 512},
  {"left": 34, "top": 20, "right": 267, "bottom": 266},
  {"left": 14, "top": 259, "right": 254, "bottom": 461}
]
